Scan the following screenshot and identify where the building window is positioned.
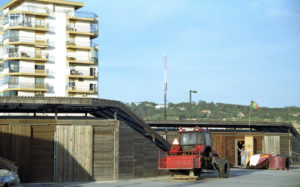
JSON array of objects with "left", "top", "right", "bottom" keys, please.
[
  {"left": 4, "top": 15, "right": 8, "bottom": 25},
  {"left": 5, "top": 45, "right": 19, "bottom": 57},
  {"left": 68, "top": 82, "right": 75, "bottom": 87},
  {"left": 8, "top": 13, "right": 22, "bottom": 26},
  {"left": 4, "top": 30, "right": 19, "bottom": 41},
  {"left": 35, "top": 77, "right": 44, "bottom": 85},
  {"left": 90, "top": 67, "right": 96, "bottom": 76},
  {"left": 3, "top": 91, "right": 17, "bottom": 96},
  {"left": 90, "top": 84, "right": 96, "bottom": 91},
  {"left": 4, "top": 76, "right": 19, "bottom": 85},
  {"left": 9, "top": 61, "right": 19, "bottom": 72},
  {"left": 4, "top": 61, "right": 19, "bottom": 72},
  {"left": 35, "top": 64, "right": 45, "bottom": 70}
]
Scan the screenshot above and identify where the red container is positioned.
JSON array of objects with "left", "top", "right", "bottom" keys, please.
[{"left": 269, "top": 156, "right": 287, "bottom": 169}]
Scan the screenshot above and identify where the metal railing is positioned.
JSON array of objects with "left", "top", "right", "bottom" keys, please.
[
  {"left": 66, "top": 10, "right": 98, "bottom": 19},
  {"left": 13, "top": 5, "right": 49, "bottom": 14},
  {"left": 3, "top": 67, "right": 49, "bottom": 74},
  {"left": 66, "top": 56, "right": 98, "bottom": 63},
  {"left": 69, "top": 69, "right": 97, "bottom": 77},
  {"left": 8, "top": 21, "right": 49, "bottom": 29},
  {"left": 66, "top": 86, "right": 98, "bottom": 92},
  {"left": 7, "top": 83, "right": 49, "bottom": 89},
  {"left": 66, "top": 40, "right": 97, "bottom": 48},
  {"left": 4, "top": 36, "right": 49, "bottom": 44},
  {"left": 7, "top": 51, "right": 49, "bottom": 59},
  {"left": 66, "top": 23, "right": 98, "bottom": 36}
]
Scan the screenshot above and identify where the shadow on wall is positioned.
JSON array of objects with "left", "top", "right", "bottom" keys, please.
[{"left": 0, "top": 125, "right": 92, "bottom": 183}]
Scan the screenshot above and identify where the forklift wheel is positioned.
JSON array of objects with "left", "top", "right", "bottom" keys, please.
[{"left": 218, "top": 158, "right": 230, "bottom": 178}]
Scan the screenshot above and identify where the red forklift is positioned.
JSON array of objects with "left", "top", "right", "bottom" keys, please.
[{"left": 158, "top": 126, "right": 230, "bottom": 180}]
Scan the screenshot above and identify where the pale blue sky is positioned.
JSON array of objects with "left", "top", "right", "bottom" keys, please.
[{"left": 1, "top": 0, "right": 300, "bottom": 107}]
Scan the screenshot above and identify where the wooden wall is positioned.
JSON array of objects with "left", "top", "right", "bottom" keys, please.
[
  {"left": 291, "top": 136, "right": 300, "bottom": 164},
  {"left": 0, "top": 124, "right": 55, "bottom": 182},
  {"left": 30, "top": 126, "right": 55, "bottom": 182},
  {"left": 280, "top": 136, "right": 290, "bottom": 155},
  {"left": 93, "top": 120, "right": 119, "bottom": 181},
  {"left": 263, "top": 136, "right": 280, "bottom": 154},
  {"left": 119, "top": 122, "right": 165, "bottom": 179},
  {"left": 55, "top": 125, "right": 93, "bottom": 182},
  {"left": 156, "top": 130, "right": 292, "bottom": 166}
]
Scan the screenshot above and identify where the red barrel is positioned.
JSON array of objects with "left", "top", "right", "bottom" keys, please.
[{"left": 269, "top": 156, "right": 287, "bottom": 169}]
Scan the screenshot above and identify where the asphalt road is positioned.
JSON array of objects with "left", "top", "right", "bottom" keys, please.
[{"left": 23, "top": 166, "right": 300, "bottom": 187}]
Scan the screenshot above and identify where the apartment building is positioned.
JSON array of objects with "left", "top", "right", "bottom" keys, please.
[{"left": 0, "top": 0, "right": 98, "bottom": 98}]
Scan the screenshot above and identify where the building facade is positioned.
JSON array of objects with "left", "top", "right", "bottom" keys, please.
[{"left": 0, "top": 0, "right": 98, "bottom": 97}]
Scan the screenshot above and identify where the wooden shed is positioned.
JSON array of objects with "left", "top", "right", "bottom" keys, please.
[
  {"left": 0, "top": 119, "right": 165, "bottom": 183},
  {"left": 157, "top": 130, "right": 292, "bottom": 167}
]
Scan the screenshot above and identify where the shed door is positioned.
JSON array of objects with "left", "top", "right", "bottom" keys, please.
[
  {"left": 93, "top": 126, "right": 117, "bottom": 181},
  {"left": 263, "top": 136, "right": 280, "bottom": 154},
  {"left": 30, "top": 126, "right": 55, "bottom": 182},
  {"left": 245, "top": 136, "right": 254, "bottom": 166}
]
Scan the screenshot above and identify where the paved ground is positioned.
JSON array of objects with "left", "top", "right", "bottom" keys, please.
[{"left": 22, "top": 166, "right": 300, "bottom": 187}]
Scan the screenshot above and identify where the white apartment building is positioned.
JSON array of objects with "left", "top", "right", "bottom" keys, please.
[{"left": 0, "top": 0, "right": 98, "bottom": 98}]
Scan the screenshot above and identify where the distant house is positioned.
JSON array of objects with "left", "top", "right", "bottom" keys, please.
[{"left": 155, "top": 104, "right": 165, "bottom": 109}]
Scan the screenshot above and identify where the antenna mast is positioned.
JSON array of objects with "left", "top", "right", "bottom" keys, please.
[{"left": 164, "top": 53, "right": 167, "bottom": 120}]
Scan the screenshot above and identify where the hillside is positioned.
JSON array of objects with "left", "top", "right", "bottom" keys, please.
[{"left": 127, "top": 101, "right": 300, "bottom": 131}]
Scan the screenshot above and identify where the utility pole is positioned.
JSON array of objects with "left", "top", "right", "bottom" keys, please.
[
  {"left": 163, "top": 54, "right": 167, "bottom": 120},
  {"left": 189, "top": 90, "right": 197, "bottom": 104}
]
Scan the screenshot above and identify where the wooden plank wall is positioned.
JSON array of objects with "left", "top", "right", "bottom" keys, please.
[
  {"left": 254, "top": 136, "right": 263, "bottom": 154},
  {"left": 119, "top": 122, "right": 165, "bottom": 179},
  {"left": 30, "top": 126, "right": 55, "bottom": 182},
  {"left": 10, "top": 126, "right": 31, "bottom": 182},
  {"left": 280, "top": 136, "right": 290, "bottom": 155},
  {"left": 118, "top": 123, "right": 134, "bottom": 179},
  {"left": 93, "top": 120, "right": 119, "bottom": 181},
  {"left": 211, "top": 135, "right": 226, "bottom": 159},
  {"left": 0, "top": 125, "right": 11, "bottom": 159},
  {"left": 263, "top": 136, "right": 280, "bottom": 154},
  {"left": 55, "top": 125, "right": 93, "bottom": 182},
  {"left": 0, "top": 124, "right": 53, "bottom": 182}
]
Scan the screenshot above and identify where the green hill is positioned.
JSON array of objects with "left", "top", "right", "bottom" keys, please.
[{"left": 127, "top": 101, "right": 300, "bottom": 131}]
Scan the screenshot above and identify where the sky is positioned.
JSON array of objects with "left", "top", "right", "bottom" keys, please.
[{"left": 1, "top": 0, "right": 300, "bottom": 107}]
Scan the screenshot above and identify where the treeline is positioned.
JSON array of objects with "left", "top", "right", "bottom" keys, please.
[{"left": 127, "top": 101, "right": 300, "bottom": 130}]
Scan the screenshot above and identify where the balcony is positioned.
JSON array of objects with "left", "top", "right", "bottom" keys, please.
[
  {"left": 6, "top": 21, "right": 49, "bottom": 32},
  {"left": 66, "top": 11, "right": 98, "bottom": 22},
  {"left": 66, "top": 56, "right": 97, "bottom": 65},
  {"left": 5, "top": 51, "right": 49, "bottom": 62},
  {"left": 6, "top": 6, "right": 49, "bottom": 16},
  {"left": 4, "top": 37, "right": 49, "bottom": 47},
  {"left": 4, "top": 67, "right": 49, "bottom": 77},
  {"left": 66, "top": 40, "right": 97, "bottom": 50},
  {"left": 68, "top": 69, "right": 97, "bottom": 79},
  {"left": 66, "top": 23, "right": 98, "bottom": 39},
  {"left": 66, "top": 85, "right": 97, "bottom": 94},
  {"left": 5, "top": 83, "right": 49, "bottom": 92}
]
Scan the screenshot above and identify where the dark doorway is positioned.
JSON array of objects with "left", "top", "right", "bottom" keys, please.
[{"left": 236, "top": 140, "right": 244, "bottom": 166}]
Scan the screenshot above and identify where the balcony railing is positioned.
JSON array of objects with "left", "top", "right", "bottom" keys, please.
[
  {"left": 4, "top": 66, "right": 49, "bottom": 74},
  {"left": 66, "top": 40, "right": 97, "bottom": 48},
  {"left": 4, "top": 36, "right": 49, "bottom": 45},
  {"left": 13, "top": 5, "right": 49, "bottom": 14},
  {"left": 66, "top": 56, "right": 97, "bottom": 63},
  {"left": 8, "top": 21, "right": 49, "bottom": 30},
  {"left": 7, "top": 83, "right": 49, "bottom": 89},
  {"left": 69, "top": 69, "right": 97, "bottom": 77},
  {"left": 66, "top": 86, "right": 97, "bottom": 92},
  {"left": 66, "top": 23, "right": 98, "bottom": 36},
  {"left": 66, "top": 11, "right": 98, "bottom": 19},
  {"left": 7, "top": 51, "right": 49, "bottom": 60}
]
